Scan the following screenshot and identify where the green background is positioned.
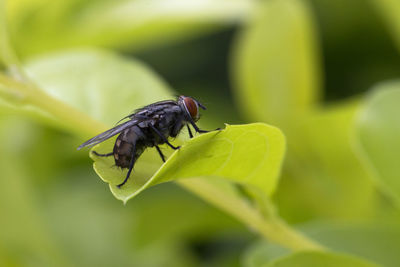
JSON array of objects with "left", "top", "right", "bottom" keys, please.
[{"left": 1, "top": 0, "right": 400, "bottom": 266}]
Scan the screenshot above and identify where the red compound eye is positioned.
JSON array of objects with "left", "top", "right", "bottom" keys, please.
[{"left": 183, "top": 97, "right": 198, "bottom": 119}]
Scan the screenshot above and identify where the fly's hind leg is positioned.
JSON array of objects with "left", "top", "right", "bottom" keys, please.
[
  {"left": 92, "top": 151, "right": 114, "bottom": 157},
  {"left": 117, "top": 143, "right": 136, "bottom": 188}
]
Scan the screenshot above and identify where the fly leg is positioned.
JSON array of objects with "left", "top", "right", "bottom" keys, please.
[
  {"left": 186, "top": 125, "right": 193, "bottom": 138},
  {"left": 92, "top": 151, "right": 114, "bottom": 157},
  {"left": 155, "top": 145, "right": 166, "bottom": 162},
  {"left": 150, "top": 125, "right": 180, "bottom": 150},
  {"left": 188, "top": 118, "right": 221, "bottom": 134},
  {"left": 117, "top": 143, "right": 136, "bottom": 188},
  {"left": 189, "top": 120, "right": 209, "bottom": 133}
]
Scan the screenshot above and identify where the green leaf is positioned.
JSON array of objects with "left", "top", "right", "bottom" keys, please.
[
  {"left": 354, "top": 81, "right": 400, "bottom": 205},
  {"left": 231, "top": 0, "right": 322, "bottom": 125},
  {"left": 24, "top": 49, "right": 174, "bottom": 126},
  {"left": 265, "top": 251, "right": 379, "bottom": 267},
  {"left": 92, "top": 123, "right": 285, "bottom": 203},
  {"left": 7, "top": 0, "right": 255, "bottom": 58}
]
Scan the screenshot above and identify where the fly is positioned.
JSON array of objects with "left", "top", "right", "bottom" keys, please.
[{"left": 78, "top": 96, "right": 213, "bottom": 188}]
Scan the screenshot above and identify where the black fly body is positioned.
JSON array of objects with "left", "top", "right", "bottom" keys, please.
[{"left": 78, "top": 96, "right": 212, "bottom": 188}]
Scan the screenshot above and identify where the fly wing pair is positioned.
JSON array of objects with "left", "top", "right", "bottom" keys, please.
[
  {"left": 77, "top": 100, "right": 178, "bottom": 150},
  {"left": 77, "top": 117, "right": 142, "bottom": 150}
]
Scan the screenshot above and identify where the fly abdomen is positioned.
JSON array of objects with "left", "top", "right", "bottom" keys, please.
[
  {"left": 114, "top": 127, "right": 144, "bottom": 168},
  {"left": 113, "top": 139, "right": 132, "bottom": 168}
]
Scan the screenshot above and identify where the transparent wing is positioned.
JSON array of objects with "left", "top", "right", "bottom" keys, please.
[{"left": 77, "top": 119, "right": 140, "bottom": 150}]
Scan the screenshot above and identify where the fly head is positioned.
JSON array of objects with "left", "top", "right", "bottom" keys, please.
[{"left": 178, "top": 96, "right": 206, "bottom": 122}]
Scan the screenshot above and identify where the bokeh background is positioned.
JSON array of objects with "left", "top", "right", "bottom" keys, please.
[{"left": 1, "top": 0, "right": 400, "bottom": 266}]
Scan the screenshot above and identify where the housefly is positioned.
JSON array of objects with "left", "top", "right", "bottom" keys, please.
[{"left": 78, "top": 96, "right": 213, "bottom": 188}]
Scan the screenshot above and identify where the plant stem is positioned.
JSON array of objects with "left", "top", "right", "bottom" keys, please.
[
  {"left": 30, "top": 88, "right": 107, "bottom": 137},
  {"left": 0, "top": 73, "right": 106, "bottom": 137},
  {"left": 178, "top": 178, "right": 325, "bottom": 251}
]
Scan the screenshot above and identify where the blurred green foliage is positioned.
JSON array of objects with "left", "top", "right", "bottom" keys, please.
[
  {"left": 1, "top": 0, "right": 400, "bottom": 266},
  {"left": 355, "top": 82, "right": 400, "bottom": 207},
  {"left": 264, "top": 251, "right": 379, "bottom": 267}
]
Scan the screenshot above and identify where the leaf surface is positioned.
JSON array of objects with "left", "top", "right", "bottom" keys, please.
[
  {"left": 355, "top": 81, "right": 400, "bottom": 205},
  {"left": 232, "top": 0, "right": 321, "bottom": 125},
  {"left": 25, "top": 49, "right": 173, "bottom": 126},
  {"left": 92, "top": 123, "right": 285, "bottom": 203}
]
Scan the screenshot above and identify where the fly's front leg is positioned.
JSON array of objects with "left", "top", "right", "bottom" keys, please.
[
  {"left": 92, "top": 151, "right": 114, "bottom": 157},
  {"left": 155, "top": 145, "right": 166, "bottom": 162},
  {"left": 117, "top": 143, "right": 136, "bottom": 188},
  {"left": 189, "top": 120, "right": 217, "bottom": 133},
  {"left": 150, "top": 125, "right": 180, "bottom": 150}
]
